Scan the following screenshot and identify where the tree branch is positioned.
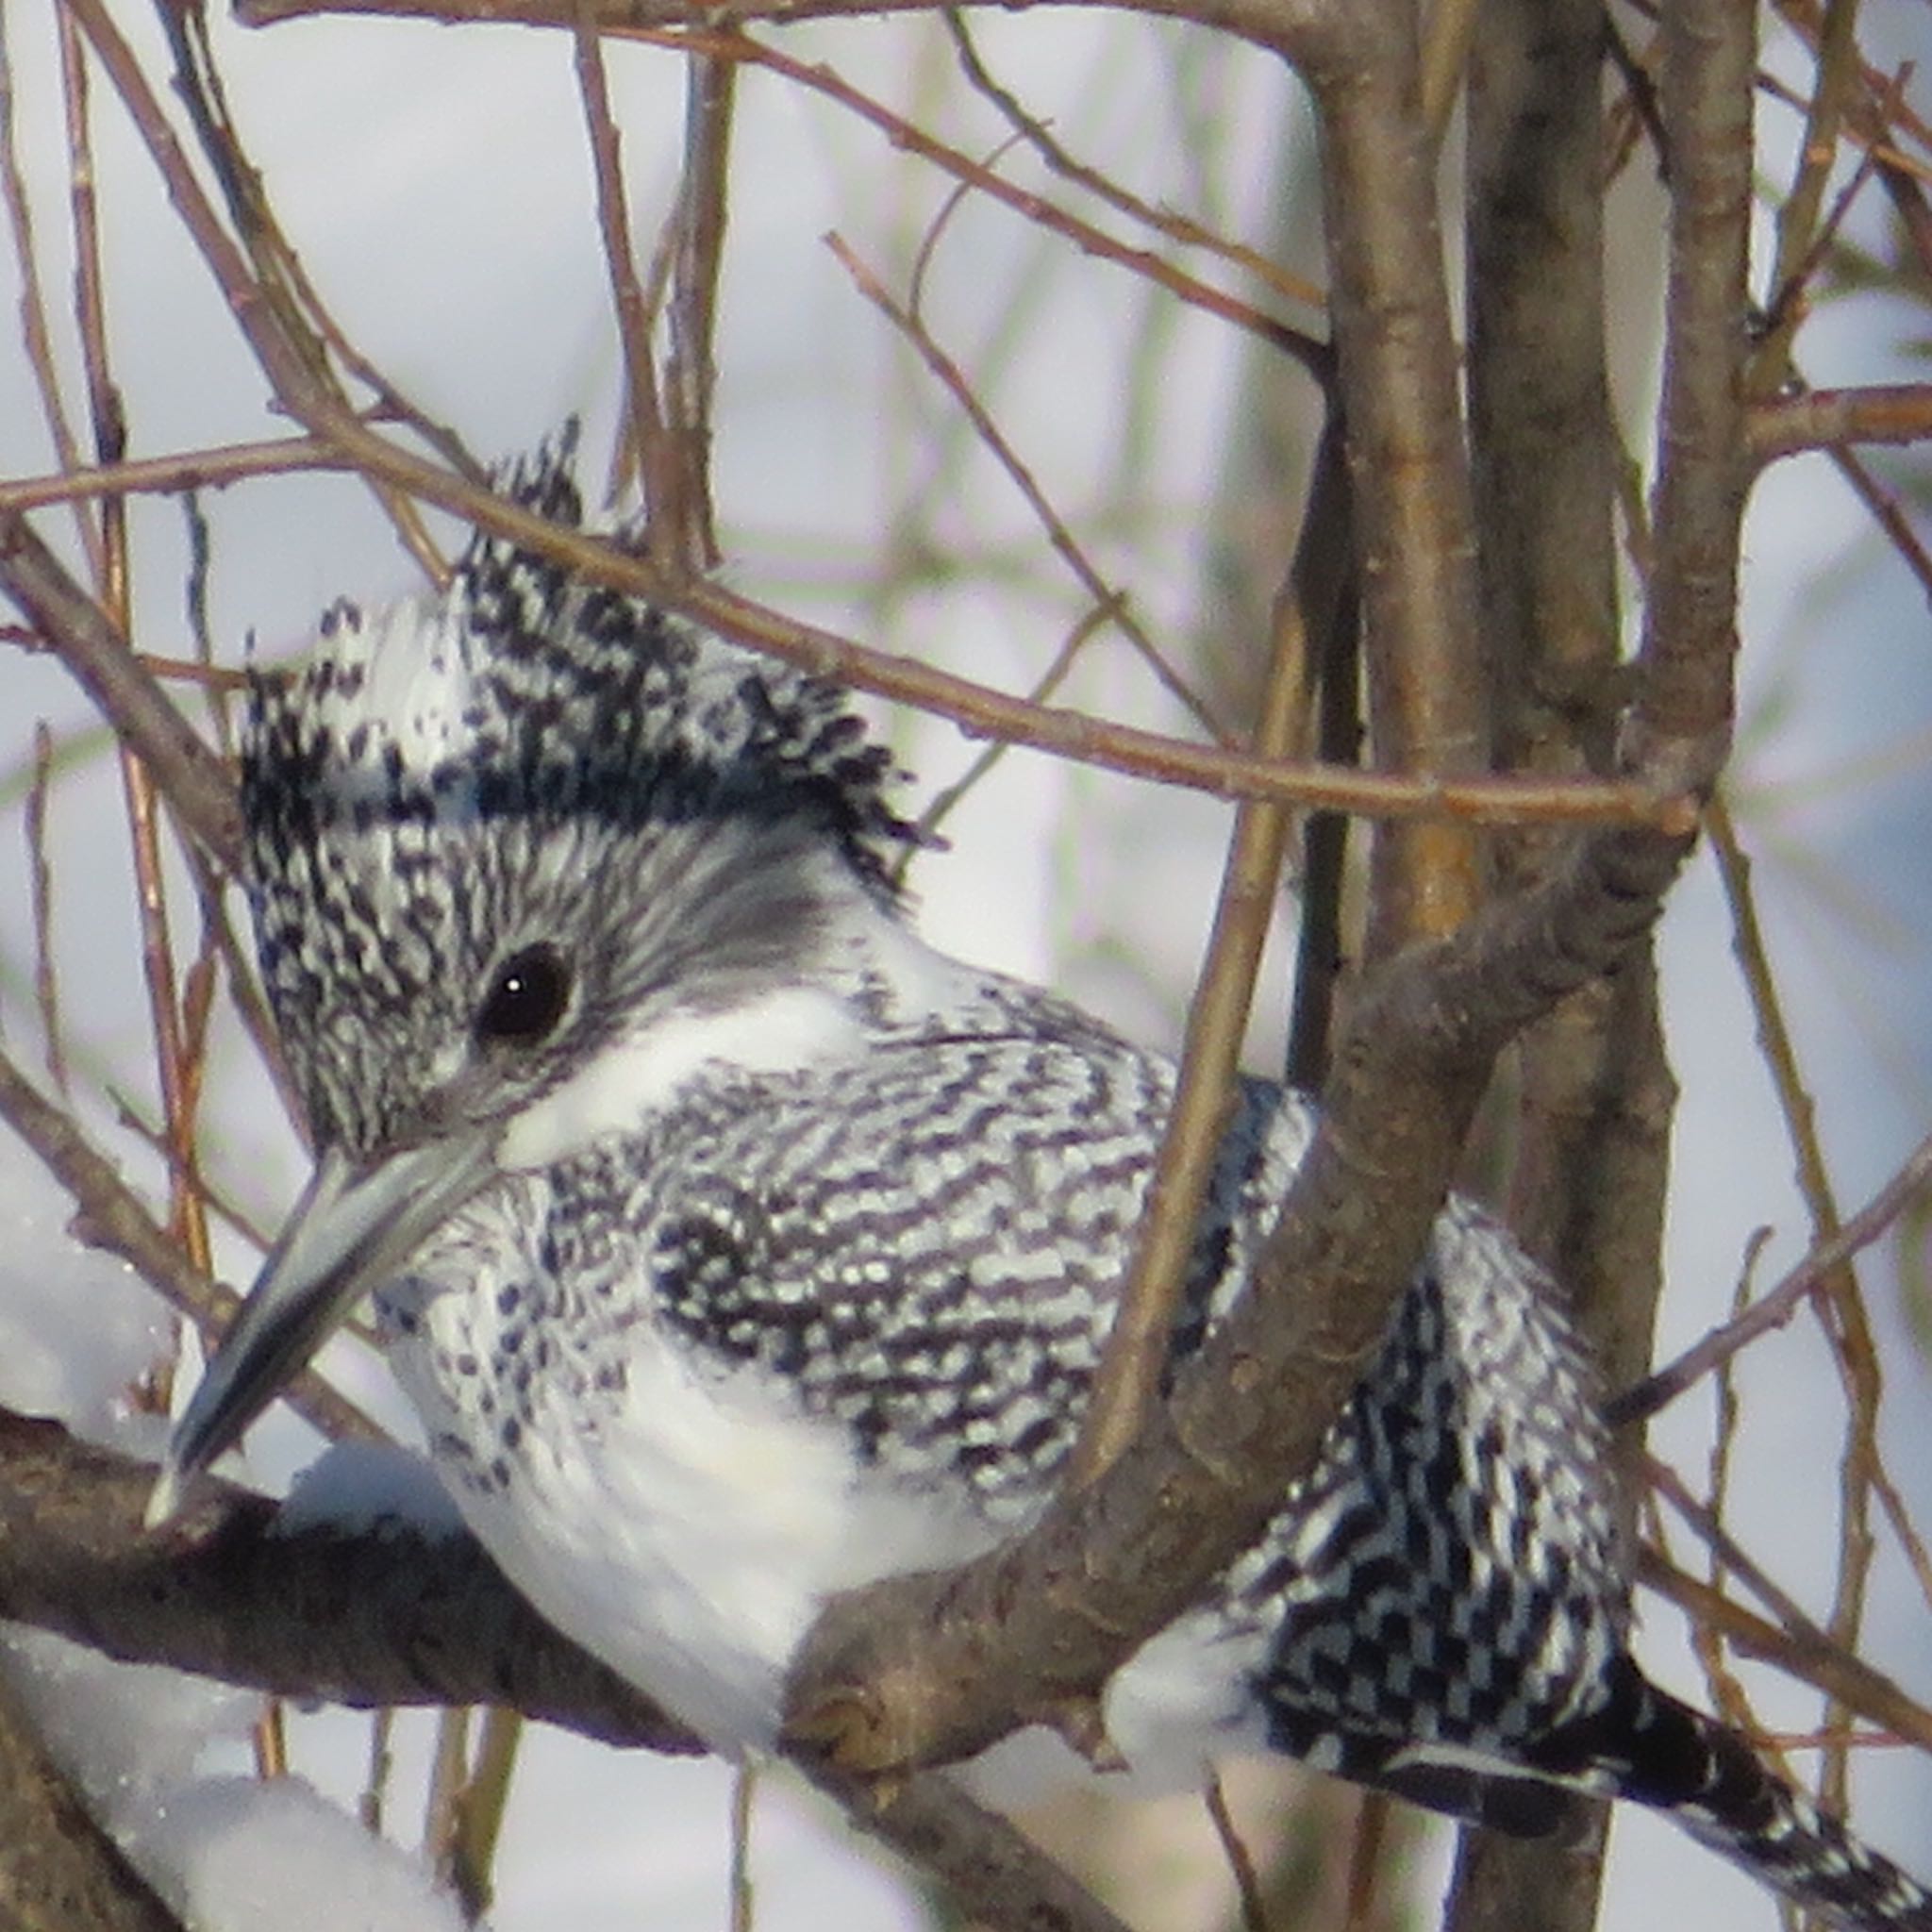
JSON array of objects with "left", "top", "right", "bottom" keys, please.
[
  {"left": 774, "top": 0, "right": 1714, "bottom": 1788},
  {"left": 1066, "top": 419, "right": 1352, "bottom": 1491},
  {"left": 0, "top": 1408, "right": 1132, "bottom": 1932},
  {"left": 780, "top": 821, "right": 1692, "bottom": 1777},
  {"left": 1747, "top": 383, "right": 1932, "bottom": 466},
  {"left": 1624, "top": 0, "right": 1754, "bottom": 765},
  {"left": 0, "top": 1667, "right": 187, "bottom": 1932},
  {"left": 0, "top": 509, "right": 242, "bottom": 871},
  {"left": 1450, "top": 0, "right": 1661, "bottom": 1921},
  {"left": 1307, "top": 6, "right": 1488, "bottom": 958},
  {"left": 0, "top": 446, "right": 1690, "bottom": 836},
  {"left": 1608, "top": 1124, "right": 1932, "bottom": 1428},
  {"left": 235, "top": 0, "right": 1337, "bottom": 51},
  {"left": 0, "top": 1408, "right": 693, "bottom": 1744}
]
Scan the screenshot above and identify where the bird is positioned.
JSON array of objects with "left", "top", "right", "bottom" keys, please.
[{"left": 152, "top": 435, "right": 1932, "bottom": 1929}]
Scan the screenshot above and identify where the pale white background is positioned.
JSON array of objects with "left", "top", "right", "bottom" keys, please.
[{"left": 1, "top": 3, "right": 1929, "bottom": 1928}]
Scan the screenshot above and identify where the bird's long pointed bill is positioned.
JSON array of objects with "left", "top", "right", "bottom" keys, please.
[{"left": 146, "top": 1133, "right": 492, "bottom": 1527}]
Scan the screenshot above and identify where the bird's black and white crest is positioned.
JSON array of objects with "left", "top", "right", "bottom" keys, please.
[{"left": 241, "top": 437, "right": 921, "bottom": 1159}]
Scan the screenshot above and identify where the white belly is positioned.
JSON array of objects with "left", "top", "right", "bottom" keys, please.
[
  {"left": 379, "top": 1167, "right": 1266, "bottom": 1778},
  {"left": 391, "top": 1285, "right": 996, "bottom": 1755}
]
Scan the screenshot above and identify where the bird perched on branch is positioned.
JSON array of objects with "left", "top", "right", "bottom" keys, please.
[{"left": 153, "top": 439, "right": 1932, "bottom": 1929}]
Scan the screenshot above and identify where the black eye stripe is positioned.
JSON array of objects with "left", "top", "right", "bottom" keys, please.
[{"left": 476, "top": 943, "right": 572, "bottom": 1047}]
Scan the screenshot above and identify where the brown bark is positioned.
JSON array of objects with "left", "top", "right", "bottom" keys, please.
[{"left": 0, "top": 1672, "right": 185, "bottom": 1932}]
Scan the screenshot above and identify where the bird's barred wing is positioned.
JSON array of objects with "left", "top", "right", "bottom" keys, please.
[{"left": 536, "top": 1021, "right": 1306, "bottom": 1517}]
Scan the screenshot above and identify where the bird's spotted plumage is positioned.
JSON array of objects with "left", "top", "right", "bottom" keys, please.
[{"left": 184, "top": 441, "right": 1931, "bottom": 1928}]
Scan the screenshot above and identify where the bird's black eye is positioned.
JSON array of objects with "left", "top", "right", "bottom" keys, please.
[{"left": 476, "top": 943, "right": 573, "bottom": 1048}]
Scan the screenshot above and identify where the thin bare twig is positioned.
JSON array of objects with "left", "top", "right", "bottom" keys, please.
[
  {"left": 0, "top": 508, "right": 243, "bottom": 868},
  {"left": 653, "top": 26, "right": 1332, "bottom": 379},
  {"left": 1751, "top": 0, "right": 1865, "bottom": 383},
  {"left": 1708, "top": 791, "right": 1881, "bottom": 1811},
  {"left": 573, "top": 1, "right": 677, "bottom": 570},
  {"left": 425, "top": 1708, "right": 474, "bottom": 1900},
  {"left": 0, "top": 0, "right": 101, "bottom": 580},
  {"left": 901, "top": 598, "right": 1119, "bottom": 860},
  {"left": 26, "top": 723, "right": 67, "bottom": 1094},
  {"left": 826, "top": 230, "right": 1227, "bottom": 743},
  {"left": 663, "top": 50, "right": 735, "bottom": 570},
  {"left": 110, "top": 1095, "right": 277, "bottom": 1257},
  {"left": 0, "top": 453, "right": 1697, "bottom": 838},
  {"left": 0, "top": 435, "right": 353, "bottom": 513},
  {"left": 1830, "top": 442, "right": 1932, "bottom": 608},
  {"left": 121, "top": 740, "right": 213, "bottom": 1274},
  {"left": 1637, "top": 1544, "right": 1932, "bottom": 1758},
  {"left": 1203, "top": 1771, "right": 1271, "bottom": 1932},
  {"left": 1648, "top": 1453, "right": 1840, "bottom": 1657},
  {"left": 1067, "top": 421, "right": 1348, "bottom": 1490},
  {"left": 1610, "top": 1125, "right": 1932, "bottom": 1425},
  {"left": 0, "top": 18, "right": 1698, "bottom": 832},
  {"left": 159, "top": 0, "right": 456, "bottom": 580},
  {"left": 940, "top": 8, "right": 1325, "bottom": 316}
]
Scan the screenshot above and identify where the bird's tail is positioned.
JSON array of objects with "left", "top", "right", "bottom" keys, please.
[{"left": 1536, "top": 1657, "right": 1932, "bottom": 1932}]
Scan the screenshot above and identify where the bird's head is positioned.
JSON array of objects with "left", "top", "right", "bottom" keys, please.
[{"left": 150, "top": 438, "right": 919, "bottom": 1521}]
